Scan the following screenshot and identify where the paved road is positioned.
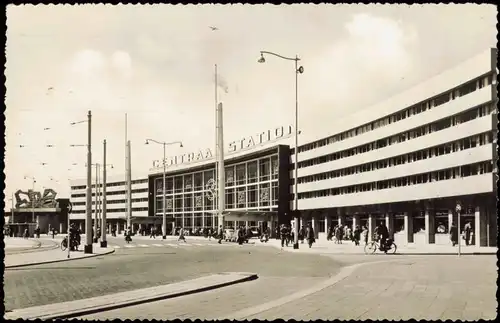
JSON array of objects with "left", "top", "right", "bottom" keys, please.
[
  {"left": 4, "top": 237, "right": 343, "bottom": 311},
  {"left": 82, "top": 254, "right": 496, "bottom": 321}
]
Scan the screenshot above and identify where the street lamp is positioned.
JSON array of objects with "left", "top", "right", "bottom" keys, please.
[
  {"left": 23, "top": 176, "right": 36, "bottom": 225},
  {"left": 145, "top": 139, "right": 183, "bottom": 239},
  {"left": 258, "top": 50, "right": 304, "bottom": 250}
]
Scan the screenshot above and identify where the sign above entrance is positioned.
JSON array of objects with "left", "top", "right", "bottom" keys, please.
[{"left": 150, "top": 125, "right": 293, "bottom": 171}]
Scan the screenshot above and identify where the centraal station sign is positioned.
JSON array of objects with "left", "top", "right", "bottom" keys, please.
[{"left": 151, "top": 125, "right": 293, "bottom": 170}]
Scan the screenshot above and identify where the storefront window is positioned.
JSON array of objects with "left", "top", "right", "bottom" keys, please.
[
  {"left": 184, "top": 174, "right": 193, "bottom": 192},
  {"left": 184, "top": 194, "right": 193, "bottom": 211},
  {"left": 247, "top": 161, "right": 258, "bottom": 184},
  {"left": 271, "top": 156, "right": 279, "bottom": 180},
  {"left": 174, "top": 176, "right": 183, "bottom": 193},
  {"left": 247, "top": 185, "right": 257, "bottom": 207},
  {"left": 194, "top": 193, "right": 203, "bottom": 211},
  {"left": 259, "top": 183, "right": 270, "bottom": 207},
  {"left": 194, "top": 173, "right": 203, "bottom": 191},
  {"left": 237, "top": 187, "right": 246, "bottom": 208},
  {"left": 166, "top": 177, "right": 173, "bottom": 194},
  {"left": 225, "top": 166, "right": 235, "bottom": 186},
  {"left": 236, "top": 164, "right": 246, "bottom": 186},
  {"left": 225, "top": 188, "right": 235, "bottom": 209},
  {"left": 259, "top": 158, "right": 270, "bottom": 181}
]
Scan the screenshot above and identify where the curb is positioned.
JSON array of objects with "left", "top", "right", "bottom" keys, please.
[
  {"left": 5, "top": 248, "right": 116, "bottom": 269},
  {"left": 8, "top": 272, "right": 258, "bottom": 320},
  {"left": 261, "top": 242, "right": 496, "bottom": 256}
]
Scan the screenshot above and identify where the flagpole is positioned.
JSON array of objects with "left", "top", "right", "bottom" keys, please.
[
  {"left": 125, "top": 113, "right": 128, "bottom": 233},
  {"left": 214, "top": 64, "right": 219, "bottom": 230}
]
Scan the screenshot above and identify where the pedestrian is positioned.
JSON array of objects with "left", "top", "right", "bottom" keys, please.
[
  {"left": 353, "top": 225, "right": 361, "bottom": 246},
  {"left": 299, "top": 225, "right": 305, "bottom": 244},
  {"left": 361, "top": 226, "right": 369, "bottom": 245},
  {"left": 150, "top": 227, "right": 156, "bottom": 239},
  {"left": 450, "top": 222, "right": 458, "bottom": 246},
  {"left": 178, "top": 227, "right": 186, "bottom": 242},
  {"left": 306, "top": 223, "right": 315, "bottom": 248},
  {"left": 280, "top": 224, "right": 287, "bottom": 249},
  {"left": 23, "top": 228, "right": 29, "bottom": 239},
  {"left": 464, "top": 221, "right": 472, "bottom": 246}
]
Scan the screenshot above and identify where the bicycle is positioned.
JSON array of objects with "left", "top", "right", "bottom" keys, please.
[
  {"left": 61, "top": 236, "right": 79, "bottom": 251},
  {"left": 364, "top": 238, "right": 397, "bottom": 254}
]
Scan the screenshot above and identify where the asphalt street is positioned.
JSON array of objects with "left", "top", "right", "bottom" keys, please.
[
  {"left": 82, "top": 254, "right": 497, "bottom": 321},
  {"left": 4, "top": 236, "right": 344, "bottom": 311}
]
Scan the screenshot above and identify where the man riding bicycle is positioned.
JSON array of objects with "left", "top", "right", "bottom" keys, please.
[{"left": 374, "top": 222, "right": 389, "bottom": 252}]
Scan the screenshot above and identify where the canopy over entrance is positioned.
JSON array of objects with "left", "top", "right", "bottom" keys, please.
[{"left": 210, "top": 210, "right": 277, "bottom": 222}]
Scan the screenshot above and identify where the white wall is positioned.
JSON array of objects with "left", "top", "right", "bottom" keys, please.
[
  {"left": 296, "top": 144, "right": 492, "bottom": 193},
  {"left": 298, "top": 174, "right": 493, "bottom": 209},
  {"left": 294, "top": 86, "right": 493, "bottom": 164},
  {"left": 296, "top": 115, "right": 493, "bottom": 179}
]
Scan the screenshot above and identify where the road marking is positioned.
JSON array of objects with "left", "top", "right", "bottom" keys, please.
[
  {"left": 152, "top": 244, "right": 163, "bottom": 247},
  {"left": 193, "top": 243, "right": 204, "bottom": 246},
  {"left": 113, "top": 245, "right": 121, "bottom": 249},
  {"left": 124, "top": 245, "right": 135, "bottom": 248},
  {"left": 138, "top": 244, "right": 149, "bottom": 248},
  {"left": 165, "top": 244, "right": 178, "bottom": 248},
  {"left": 183, "top": 244, "right": 192, "bottom": 247}
]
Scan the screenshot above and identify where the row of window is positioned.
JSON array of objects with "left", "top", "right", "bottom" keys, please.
[
  {"left": 155, "top": 182, "right": 279, "bottom": 213},
  {"left": 72, "top": 207, "right": 148, "bottom": 214},
  {"left": 298, "top": 132, "right": 493, "bottom": 185},
  {"left": 172, "top": 212, "right": 273, "bottom": 230},
  {"left": 154, "top": 155, "right": 280, "bottom": 194},
  {"left": 295, "top": 72, "right": 495, "bottom": 154},
  {"left": 298, "top": 103, "right": 494, "bottom": 169},
  {"left": 70, "top": 179, "right": 148, "bottom": 191},
  {"left": 297, "top": 161, "right": 493, "bottom": 200},
  {"left": 71, "top": 188, "right": 148, "bottom": 198},
  {"left": 72, "top": 197, "right": 149, "bottom": 207}
]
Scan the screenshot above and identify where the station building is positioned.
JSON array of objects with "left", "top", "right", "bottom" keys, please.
[
  {"left": 293, "top": 48, "right": 497, "bottom": 247},
  {"left": 68, "top": 48, "right": 497, "bottom": 246}
]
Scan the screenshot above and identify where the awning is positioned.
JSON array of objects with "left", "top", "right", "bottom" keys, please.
[{"left": 209, "top": 210, "right": 277, "bottom": 222}]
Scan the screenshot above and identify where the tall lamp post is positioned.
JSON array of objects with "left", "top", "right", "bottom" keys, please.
[
  {"left": 145, "top": 139, "right": 183, "bottom": 239},
  {"left": 258, "top": 50, "right": 304, "bottom": 249}
]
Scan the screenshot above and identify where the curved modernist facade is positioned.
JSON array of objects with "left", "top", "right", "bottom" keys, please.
[
  {"left": 69, "top": 48, "right": 496, "bottom": 245},
  {"left": 292, "top": 48, "right": 497, "bottom": 247},
  {"left": 148, "top": 145, "right": 291, "bottom": 235}
]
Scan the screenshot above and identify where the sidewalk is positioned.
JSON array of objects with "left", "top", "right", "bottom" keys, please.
[
  {"left": 260, "top": 239, "right": 497, "bottom": 255},
  {"left": 5, "top": 272, "right": 258, "bottom": 320},
  {"left": 5, "top": 243, "right": 115, "bottom": 268}
]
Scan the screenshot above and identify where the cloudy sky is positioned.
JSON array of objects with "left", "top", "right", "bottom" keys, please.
[{"left": 5, "top": 4, "right": 496, "bottom": 200}]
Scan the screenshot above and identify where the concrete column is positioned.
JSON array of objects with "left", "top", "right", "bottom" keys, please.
[
  {"left": 353, "top": 214, "right": 360, "bottom": 230},
  {"left": 325, "top": 214, "right": 331, "bottom": 233},
  {"left": 367, "top": 214, "right": 375, "bottom": 242},
  {"left": 475, "top": 206, "right": 487, "bottom": 247},
  {"left": 269, "top": 215, "right": 276, "bottom": 239},
  {"left": 78, "top": 222, "right": 82, "bottom": 231},
  {"left": 116, "top": 222, "right": 120, "bottom": 234},
  {"left": 448, "top": 210, "right": 454, "bottom": 233},
  {"left": 424, "top": 209, "right": 436, "bottom": 244},
  {"left": 404, "top": 212, "right": 414, "bottom": 244},
  {"left": 338, "top": 214, "right": 345, "bottom": 226},
  {"left": 311, "top": 214, "right": 319, "bottom": 239},
  {"left": 36, "top": 215, "right": 40, "bottom": 226},
  {"left": 59, "top": 222, "right": 63, "bottom": 234},
  {"left": 385, "top": 213, "right": 395, "bottom": 239}
]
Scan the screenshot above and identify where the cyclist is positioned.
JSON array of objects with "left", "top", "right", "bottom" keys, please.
[{"left": 374, "top": 222, "right": 389, "bottom": 252}]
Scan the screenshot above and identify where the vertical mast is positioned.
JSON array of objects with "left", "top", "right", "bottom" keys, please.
[{"left": 214, "top": 64, "right": 219, "bottom": 228}]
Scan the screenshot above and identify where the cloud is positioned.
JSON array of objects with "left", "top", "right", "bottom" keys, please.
[
  {"left": 303, "top": 13, "right": 418, "bottom": 122},
  {"left": 111, "top": 50, "right": 133, "bottom": 79}
]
